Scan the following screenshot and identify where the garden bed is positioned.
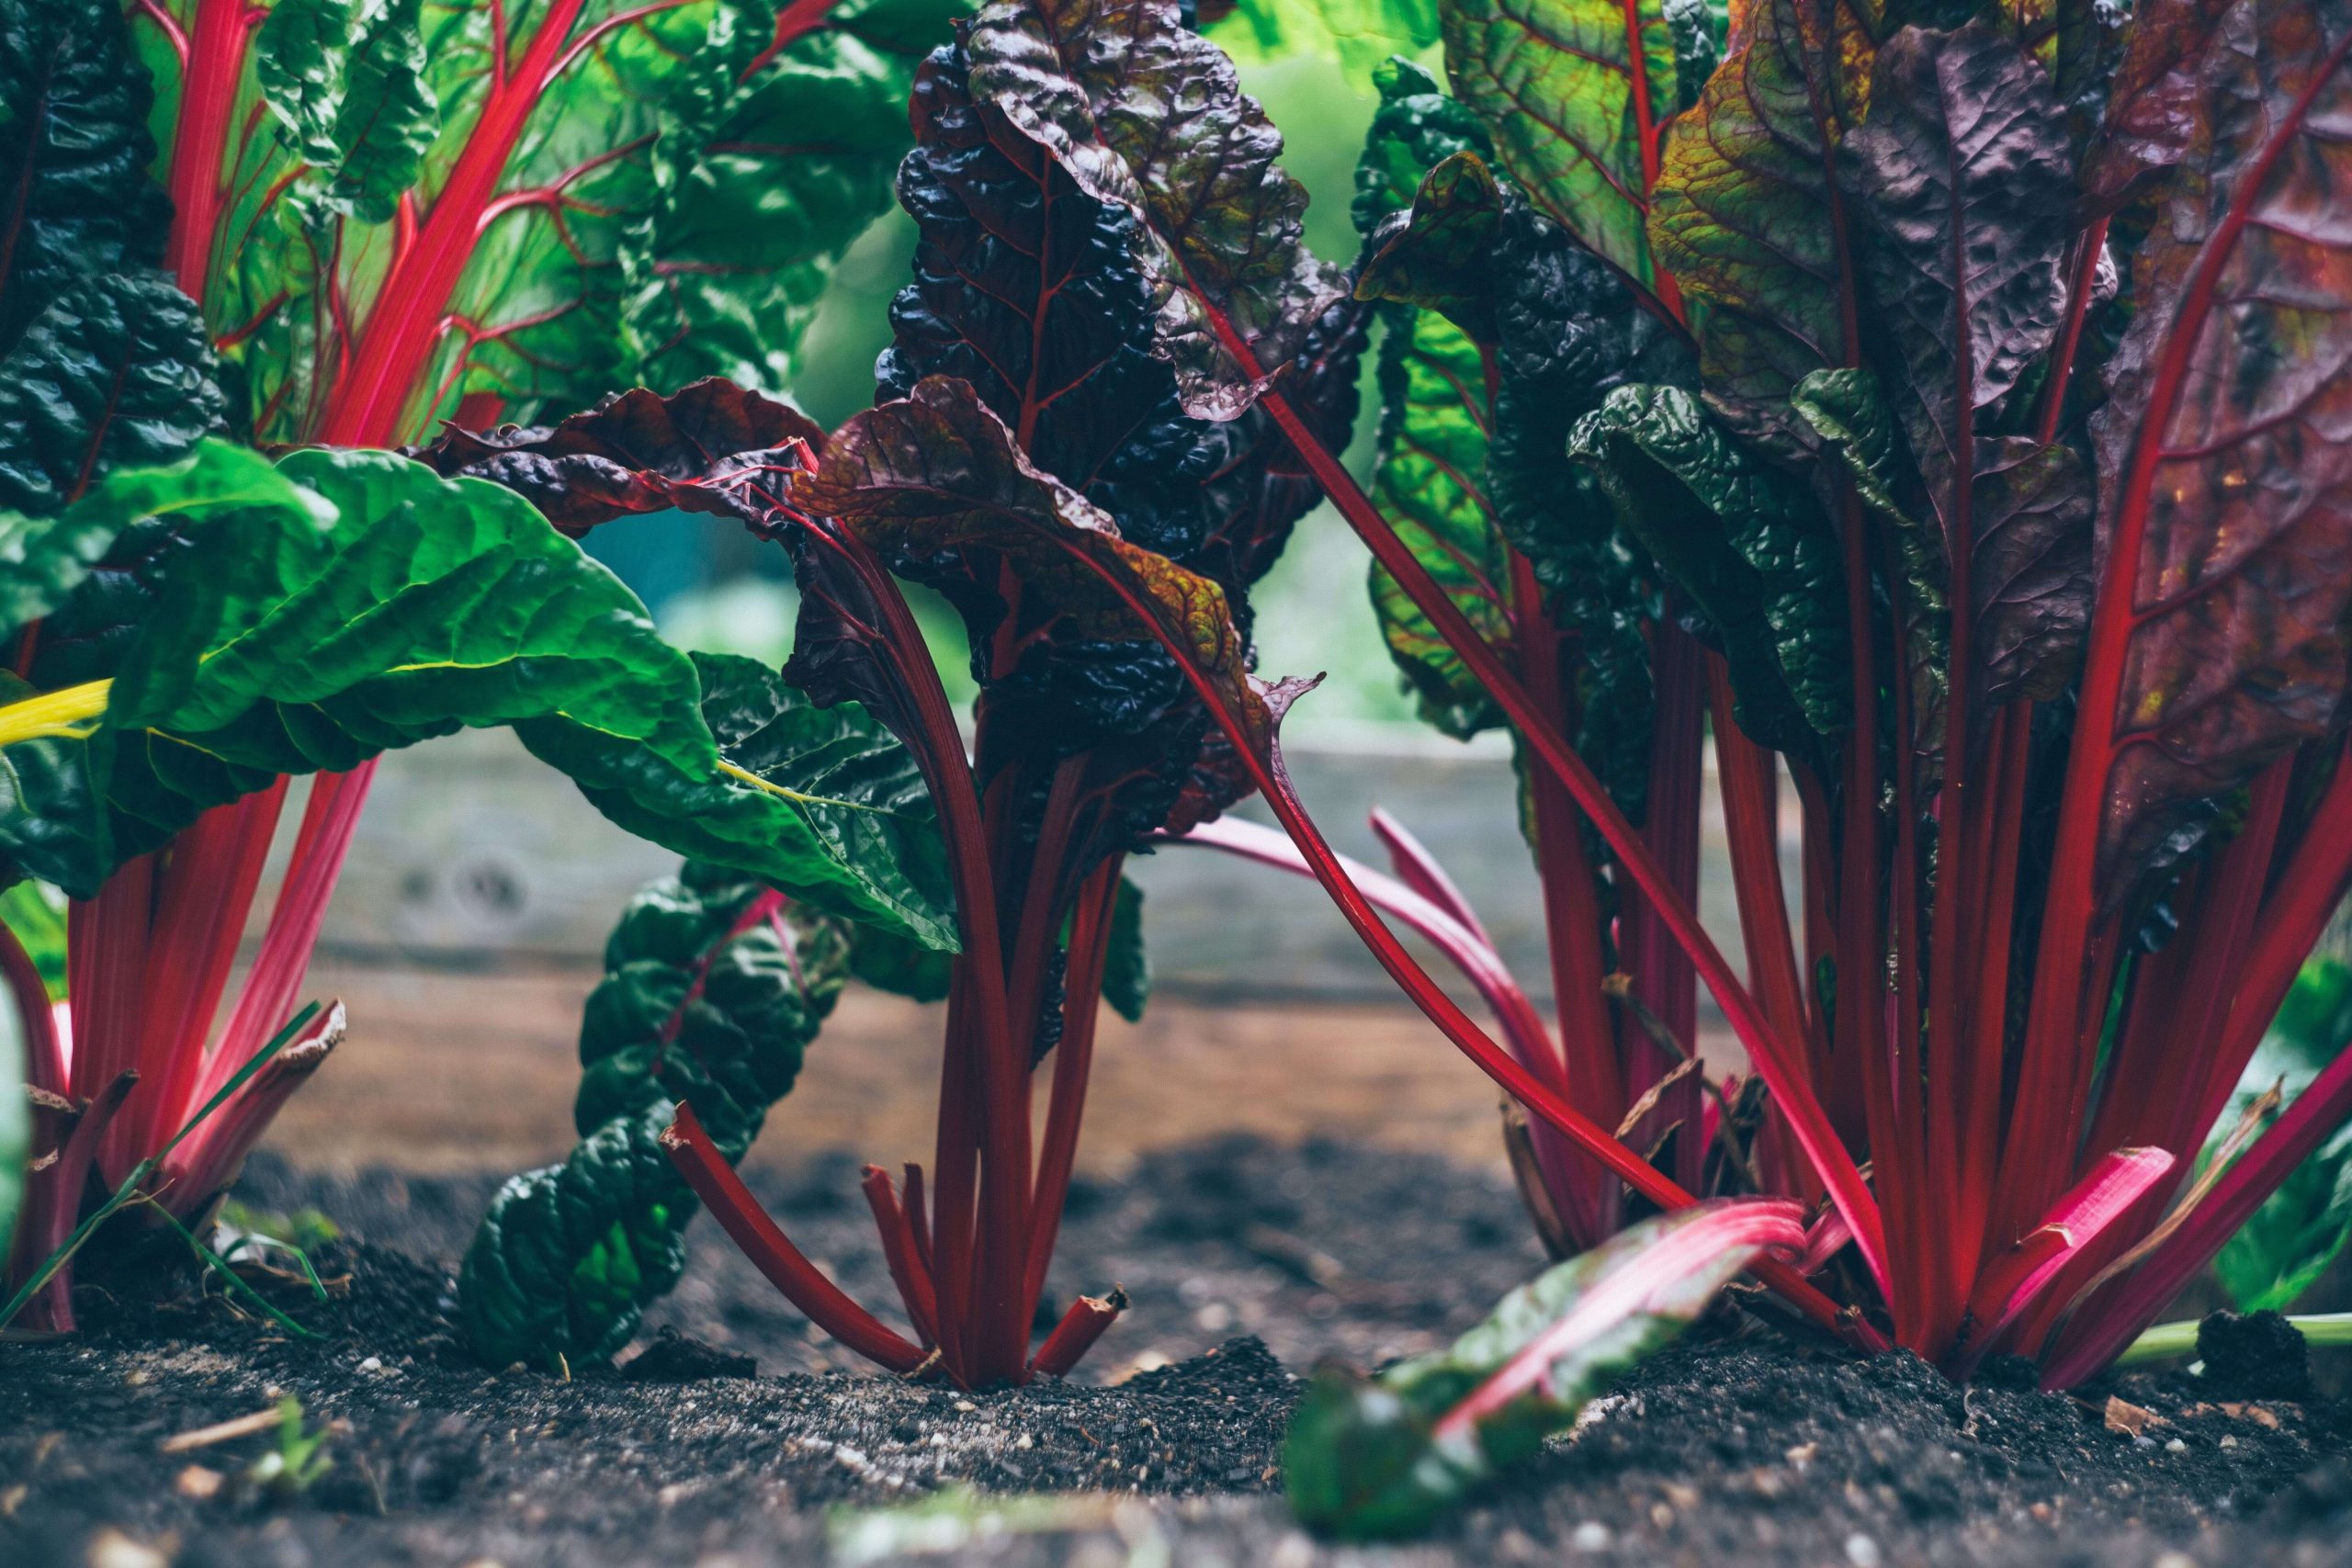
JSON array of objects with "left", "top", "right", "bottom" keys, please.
[{"left": 3, "top": 1136, "right": 2346, "bottom": 1567}]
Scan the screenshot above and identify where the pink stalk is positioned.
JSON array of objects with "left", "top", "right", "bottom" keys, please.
[
  {"left": 1951, "top": 1146, "right": 2173, "bottom": 1375},
  {"left": 1430, "top": 1200, "right": 1806, "bottom": 1444},
  {"left": 8, "top": 1070, "right": 137, "bottom": 1334},
  {"left": 1370, "top": 808, "right": 1498, "bottom": 951},
  {"left": 190, "top": 763, "right": 377, "bottom": 1132},
  {"left": 155, "top": 1002, "right": 345, "bottom": 1213},
  {"left": 1165, "top": 816, "right": 1598, "bottom": 1224},
  {"left": 110, "top": 782, "right": 289, "bottom": 1180},
  {"left": 2040, "top": 1045, "right": 2352, "bottom": 1388}
]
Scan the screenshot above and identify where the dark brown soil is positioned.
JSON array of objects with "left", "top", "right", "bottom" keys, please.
[{"left": 3, "top": 1136, "right": 2348, "bottom": 1567}]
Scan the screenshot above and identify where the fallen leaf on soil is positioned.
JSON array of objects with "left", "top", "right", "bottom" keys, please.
[
  {"left": 173, "top": 1465, "right": 222, "bottom": 1500},
  {"left": 2183, "top": 1402, "right": 2282, "bottom": 1429},
  {"left": 2103, "top": 1396, "right": 2165, "bottom": 1438}
]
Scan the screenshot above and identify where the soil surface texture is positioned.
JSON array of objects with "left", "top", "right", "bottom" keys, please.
[{"left": 3, "top": 1135, "right": 2348, "bottom": 1567}]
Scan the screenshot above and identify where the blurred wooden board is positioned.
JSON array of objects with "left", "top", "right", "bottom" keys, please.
[{"left": 260, "top": 961, "right": 1619, "bottom": 1179}]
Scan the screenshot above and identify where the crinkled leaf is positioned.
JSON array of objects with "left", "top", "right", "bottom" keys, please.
[
  {"left": 1358, "top": 151, "right": 1511, "bottom": 342},
  {"left": 1970, "top": 435, "right": 2093, "bottom": 705},
  {"left": 0, "top": 273, "right": 225, "bottom": 517},
  {"left": 253, "top": 0, "right": 351, "bottom": 165},
  {"left": 2077, "top": 0, "right": 2239, "bottom": 218},
  {"left": 1439, "top": 0, "right": 1680, "bottom": 294},
  {"left": 1351, "top": 57, "right": 1492, "bottom": 236},
  {"left": 0, "top": 0, "right": 171, "bottom": 344},
  {"left": 1571, "top": 383, "right": 1846, "bottom": 754},
  {"left": 1647, "top": 0, "right": 1884, "bottom": 444},
  {"left": 2213, "top": 1121, "right": 2352, "bottom": 1314},
  {"left": 0, "top": 446, "right": 944, "bottom": 949},
  {"left": 1840, "top": 22, "right": 2075, "bottom": 525},
  {"left": 962, "top": 0, "right": 1345, "bottom": 420},
  {"left": 460, "top": 862, "right": 849, "bottom": 1368},
  {"left": 322, "top": 0, "right": 439, "bottom": 224},
  {"left": 1284, "top": 1201, "right": 1804, "bottom": 1540},
  {"left": 807, "top": 375, "right": 1273, "bottom": 752},
  {"left": 2084, "top": 0, "right": 2352, "bottom": 904},
  {"left": 523, "top": 650, "right": 960, "bottom": 952},
  {"left": 406, "top": 378, "right": 827, "bottom": 536}
]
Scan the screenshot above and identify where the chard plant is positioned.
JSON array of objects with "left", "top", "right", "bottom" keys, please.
[
  {"left": 1193, "top": 0, "right": 2352, "bottom": 1393},
  {"left": 413, "top": 0, "right": 1368, "bottom": 1374},
  {"left": 0, "top": 0, "right": 956, "bottom": 1329}
]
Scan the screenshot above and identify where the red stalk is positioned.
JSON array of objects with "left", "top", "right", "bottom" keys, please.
[
  {"left": 1621, "top": 622, "right": 1705, "bottom": 1192},
  {"left": 2006, "top": 30, "right": 2352, "bottom": 1254},
  {"left": 862, "top": 1165, "right": 940, "bottom": 1348},
  {"left": 9, "top": 1070, "right": 137, "bottom": 1334},
  {"left": 1242, "top": 359, "right": 1887, "bottom": 1296},
  {"left": 2038, "top": 1044, "right": 2352, "bottom": 1388},
  {"left": 1030, "top": 1287, "right": 1127, "bottom": 1378},
  {"left": 1370, "top": 807, "right": 1496, "bottom": 952},
  {"left": 2032, "top": 218, "right": 2110, "bottom": 446},
  {"left": 1022, "top": 858, "right": 1121, "bottom": 1324},
  {"left": 67, "top": 855, "right": 155, "bottom": 1108},
  {"left": 316, "top": 0, "right": 595, "bottom": 446},
  {"left": 162, "top": 0, "right": 260, "bottom": 298},
  {"left": 160, "top": 1002, "right": 345, "bottom": 1211},
  {"left": 661, "top": 1104, "right": 929, "bottom": 1373}
]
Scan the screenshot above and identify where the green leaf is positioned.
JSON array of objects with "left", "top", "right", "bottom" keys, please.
[
  {"left": 1440, "top": 0, "right": 1680, "bottom": 295},
  {"left": 1570, "top": 383, "right": 1846, "bottom": 754},
  {"left": 1208, "top": 0, "right": 1442, "bottom": 73},
  {"left": 254, "top": 0, "right": 355, "bottom": 166},
  {"left": 1101, "top": 874, "right": 1148, "bottom": 1023},
  {"left": 848, "top": 920, "right": 954, "bottom": 1003},
  {"left": 1351, "top": 57, "right": 1492, "bottom": 238},
  {"left": 460, "top": 861, "right": 850, "bottom": 1368},
  {"left": 524, "top": 649, "right": 960, "bottom": 953},
  {"left": 624, "top": 0, "right": 966, "bottom": 393},
  {"left": 324, "top": 0, "right": 439, "bottom": 223},
  {"left": 1283, "top": 1200, "right": 1804, "bottom": 1539},
  {"left": 2214, "top": 1125, "right": 2352, "bottom": 1314},
  {"left": 0, "top": 880, "right": 65, "bottom": 1000},
  {"left": 1357, "top": 151, "right": 1511, "bottom": 342},
  {"left": 0, "top": 273, "right": 226, "bottom": 518},
  {"left": 0, "top": 0, "right": 172, "bottom": 344}
]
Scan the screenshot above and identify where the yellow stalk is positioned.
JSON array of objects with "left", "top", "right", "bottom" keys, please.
[{"left": 0, "top": 679, "right": 112, "bottom": 748}]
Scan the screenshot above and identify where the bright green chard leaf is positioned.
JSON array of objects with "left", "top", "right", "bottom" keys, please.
[
  {"left": 460, "top": 860, "right": 849, "bottom": 1369},
  {"left": 1352, "top": 95, "right": 1511, "bottom": 739},
  {"left": 624, "top": 0, "right": 965, "bottom": 393},
  {"left": 1440, "top": 0, "right": 1679, "bottom": 295},
  {"left": 253, "top": 0, "right": 351, "bottom": 165},
  {"left": 323, "top": 0, "right": 439, "bottom": 223},
  {"left": 0, "top": 445, "right": 956, "bottom": 953},
  {"left": 523, "top": 650, "right": 959, "bottom": 953},
  {"left": 1285, "top": 1200, "right": 1804, "bottom": 1539},
  {"left": 149, "top": 0, "right": 960, "bottom": 446},
  {"left": 1571, "top": 383, "right": 1845, "bottom": 755}
]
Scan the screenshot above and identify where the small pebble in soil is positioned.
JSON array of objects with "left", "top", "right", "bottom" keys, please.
[
  {"left": 1570, "top": 1521, "right": 1611, "bottom": 1551},
  {"left": 1845, "top": 1532, "right": 1883, "bottom": 1567}
]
